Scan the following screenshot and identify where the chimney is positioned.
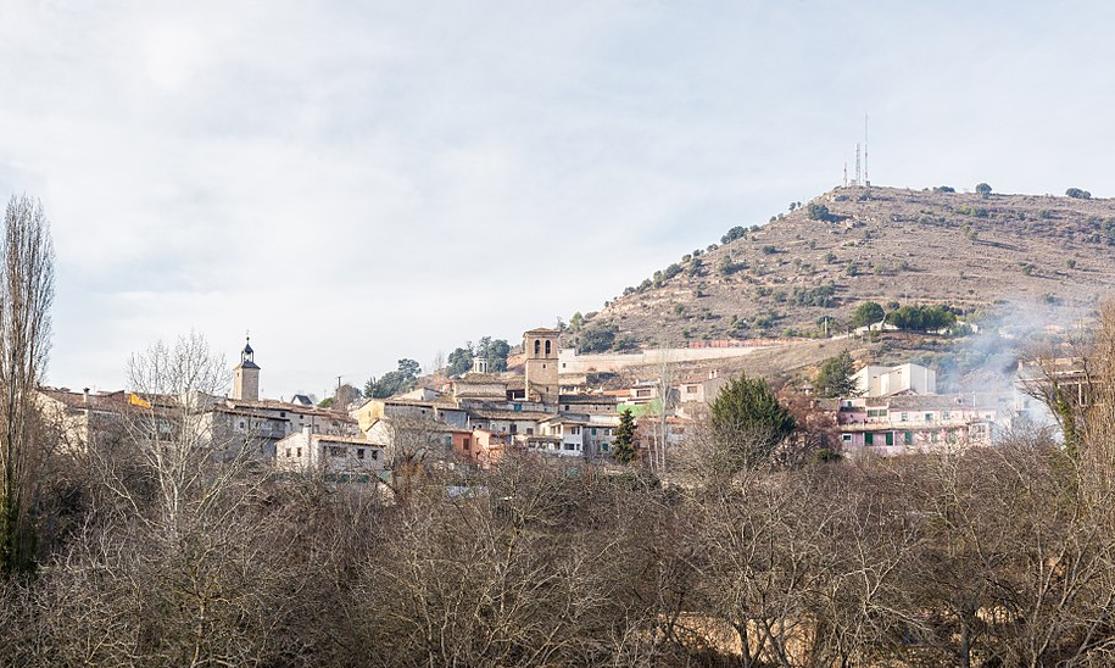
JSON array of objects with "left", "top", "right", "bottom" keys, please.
[{"left": 83, "top": 387, "right": 90, "bottom": 405}]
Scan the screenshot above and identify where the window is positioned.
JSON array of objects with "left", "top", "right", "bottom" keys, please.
[
  {"left": 885, "top": 432, "right": 894, "bottom": 446},
  {"left": 534, "top": 339, "right": 540, "bottom": 355},
  {"left": 591, "top": 428, "right": 597, "bottom": 435},
  {"left": 285, "top": 448, "right": 291, "bottom": 457},
  {"left": 601, "top": 443, "right": 609, "bottom": 451},
  {"left": 238, "top": 420, "right": 246, "bottom": 430},
  {"left": 900, "top": 412, "right": 909, "bottom": 422},
  {"left": 371, "top": 450, "right": 379, "bottom": 460},
  {"left": 942, "top": 410, "right": 952, "bottom": 420},
  {"left": 636, "top": 389, "right": 651, "bottom": 398},
  {"left": 328, "top": 446, "right": 344, "bottom": 457},
  {"left": 865, "top": 433, "right": 874, "bottom": 446},
  {"left": 571, "top": 426, "right": 581, "bottom": 435},
  {"left": 904, "top": 431, "right": 913, "bottom": 445},
  {"left": 564, "top": 443, "right": 575, "bottom": 451},
  {"left": 924, "top": 413, "right": 933, "bottom": 422},
  {"left": 510, "top": 423, "right": 518, "bottom": 434},
  {"left": 296, "top": 447, "right": 302, "bottom": 457},
  {"left": 463, "top": 437, "right": 471, "bottom": 451},
  {"left": 357, "top": 448, "right": 365, "bottom": 459},
  {"left": 841, "top": 434, "right": 852, "bottom": 443},
  {"left": 526, "top": 427, "right": 534, "bottom": 435},
  {"left": 280, "top": 411, "right": 286, "bottom": 417}
]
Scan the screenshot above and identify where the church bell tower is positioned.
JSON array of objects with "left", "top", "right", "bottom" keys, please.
[
  {"left": 232, "top": 336, "right": 260, "bottom": 401},
  {"left": 523, "top": 328, "right": 560, "bottom": 406}
]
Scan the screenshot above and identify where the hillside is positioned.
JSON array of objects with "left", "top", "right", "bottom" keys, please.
[{"left": 577, "top": 185, "right": 1115, "bottom": 348}]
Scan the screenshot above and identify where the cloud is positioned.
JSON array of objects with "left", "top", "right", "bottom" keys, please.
[{"left": 3, "top": 1, "right": 1115, "bottom": 397}]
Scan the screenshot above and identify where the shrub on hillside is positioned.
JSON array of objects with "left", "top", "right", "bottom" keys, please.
[{"left": 1066, "top": 187, "right": 1092, "bottom": 200}]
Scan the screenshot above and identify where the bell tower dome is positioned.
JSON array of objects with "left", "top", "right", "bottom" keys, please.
[{"left": 232, "top": 335, "right": 261, "bottom": 401}]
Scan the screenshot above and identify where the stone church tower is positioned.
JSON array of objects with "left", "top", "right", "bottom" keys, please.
[
  {"left": 523, "top": 328, "right": 560, "bottom": 406},
  {"left": 232, "top": 337, "right": 260, "bottom": 401}
]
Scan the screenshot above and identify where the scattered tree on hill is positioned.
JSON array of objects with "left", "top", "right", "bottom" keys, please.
[
  {"left": 814, "top": 351, "right": 858, "bottom": 398},
  {"left": 976, "top": 182, "right": 992, "bottom": 198},
  {"left": 709, "top": 374, "right": 796, "bottom": 472},
  {"left": 851, "top": 301, "right": 885, "bottom": 328},
  {"left": 807, "top": 203, "right": 833, "bottom": 221},
  {"left": 612, "top": 409, "right": 637, "bottom": 464},
  {"left": 569, "top": 312, "right": 584, "bottom": 330},
  {"left": 475, "top": 337, "right": 511, "bottom": 372},
  {"left": 886, "top": 305, "right": 957, "bottom": 332},
  {"left": 721, "top": 226, "right": 747, "bottom": 245},
  {"left": 446, "top": 345, "right": 473, "bottom": 377},
  {"left": 364, "top": 358, "right": 421, "bottom": 398},
  {"left": 1066, "top": 187, "right": 1092, "bottom": 200},
  {"left": 577, "top": 325, "right": 616, "bottom": 354},
  {"left": 934, "top": 185, "right": 956, "bottom": 193}
]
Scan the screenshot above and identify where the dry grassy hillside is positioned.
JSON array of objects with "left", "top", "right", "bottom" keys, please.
[{"left": 580, "top": 185, "right": 1115, "bottom": 347}]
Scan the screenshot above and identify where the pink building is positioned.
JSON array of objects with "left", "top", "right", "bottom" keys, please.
[{"left": 837, "top": 394, "right": 1005, "bottom": 455}]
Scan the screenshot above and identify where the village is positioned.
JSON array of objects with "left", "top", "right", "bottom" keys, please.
[{"left": 35, "top": 325, "right": 1067, "bottom": 489}]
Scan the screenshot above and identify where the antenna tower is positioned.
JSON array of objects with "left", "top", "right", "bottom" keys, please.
[
  {"left": 854, "top": 143, "right": 861, "bottom": 186},
  {"left": 864, "top": 113, "right": 870, "bottom": 186}
]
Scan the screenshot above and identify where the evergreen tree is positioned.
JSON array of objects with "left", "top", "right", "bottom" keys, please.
[
  {"left": 851, "top": 301, "right": 885, "bottom": 328},
  {"left": 612, "top": 409, "right": 637, "bottom": 464},
  {"left": 710, "top": 374, "right": 796, "bottom": 472},
  {"left": 814, "top": 351, "right": 858, "bottom": 398}
]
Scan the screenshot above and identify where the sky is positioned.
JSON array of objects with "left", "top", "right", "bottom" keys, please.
[{"left": 2, "top": 1, "right": 1114, "bottom": 400}]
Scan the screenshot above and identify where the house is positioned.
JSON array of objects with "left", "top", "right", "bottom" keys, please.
[
  {"left": 852, "top": 363, "right": 936, "bottom": 397},
  {"left": 465, "top": 408, "right": 553, "bottom": 437},
  {"left": 352, "top": 397, "right": 467, "bottom": 432},
  {"left": 537, "top": 415, "right": 588, "bottom": 457},
  {"left": 836, "top": 393, "right": 1005, "bottom": 455},
  {"left": 275, "top": 428, "right": 384, "bottom": 476},
  {"left": 453, "top": 428, "right": 509, "bottom": 469}
]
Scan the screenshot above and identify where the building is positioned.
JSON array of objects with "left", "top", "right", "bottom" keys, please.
[
  {"left": 524, "top": 328, "right": 560, "bottom": 405},
  {"left": 275, "top": 428, "right": 384, "bottom": 476},
  {"left": 852, "top": 363, "right": 936, "bottom": 397},
  {"left": 836, "top": 393, "right": 1005, "bottom": 455},
  {"left": 232, "top": 337, "right": 261, "bottom": 401},
  {"left": 352, "top": 397, "right": 467, "bottom": 433},
  {"left": 452, "top": 428, "right": 509, "bottom": 469}
]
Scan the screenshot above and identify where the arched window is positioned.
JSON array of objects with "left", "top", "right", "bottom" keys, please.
[
  {"left": 534, "top": 339, "right": 541, "bottom": 355},
  {"left": 545, "top": 340, "right": 551, "bottom": 355}
]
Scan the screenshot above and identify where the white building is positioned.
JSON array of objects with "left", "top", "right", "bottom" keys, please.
[
  {"left": 275, "top": 428, "right": 384, "bottom": 476},
  {"left": 852, "top": 363, "right": 936, "bottom": 397}
]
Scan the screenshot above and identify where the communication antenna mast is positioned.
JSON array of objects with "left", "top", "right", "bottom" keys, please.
[
  {"left": 854, "top": 143, "right": 862, "bottom": 186},
  {"left": 864, "top": 113, "right": 870, "bottom": 186}
]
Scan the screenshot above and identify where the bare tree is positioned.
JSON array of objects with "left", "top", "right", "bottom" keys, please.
[{"left": 0, "top": 195, "right": 54, "bottom": 575}]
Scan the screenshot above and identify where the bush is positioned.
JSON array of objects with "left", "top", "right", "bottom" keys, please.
[
  {"left": 792, "top": 283, "right": 837, "bottom": 307},
  {"left": 1066, "top": 187, "right": 1092, "bottom": 199},
  {"left": 975, "top": 182, "right": 992, "bottom": 197},
  {"left": 761, "top": 245, "right": 778, "bottom": 255},
  {"left": 933, "top": 185, "right": 956, "bottom": 193},
  {"left": 806, "top": 203, "right": 832, "bottom": 221},
  {"left": 577, "top": 325, "right": 617, "bottom": 353}
]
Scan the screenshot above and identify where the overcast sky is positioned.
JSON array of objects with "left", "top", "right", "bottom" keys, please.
[{"left": 2, "top": 1, "right": 1114, "bottom": 399}]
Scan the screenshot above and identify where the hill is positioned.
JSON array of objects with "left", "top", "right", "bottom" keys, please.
[{"left": 573, "top": 185, "right": 1115, "bottom": 349}]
